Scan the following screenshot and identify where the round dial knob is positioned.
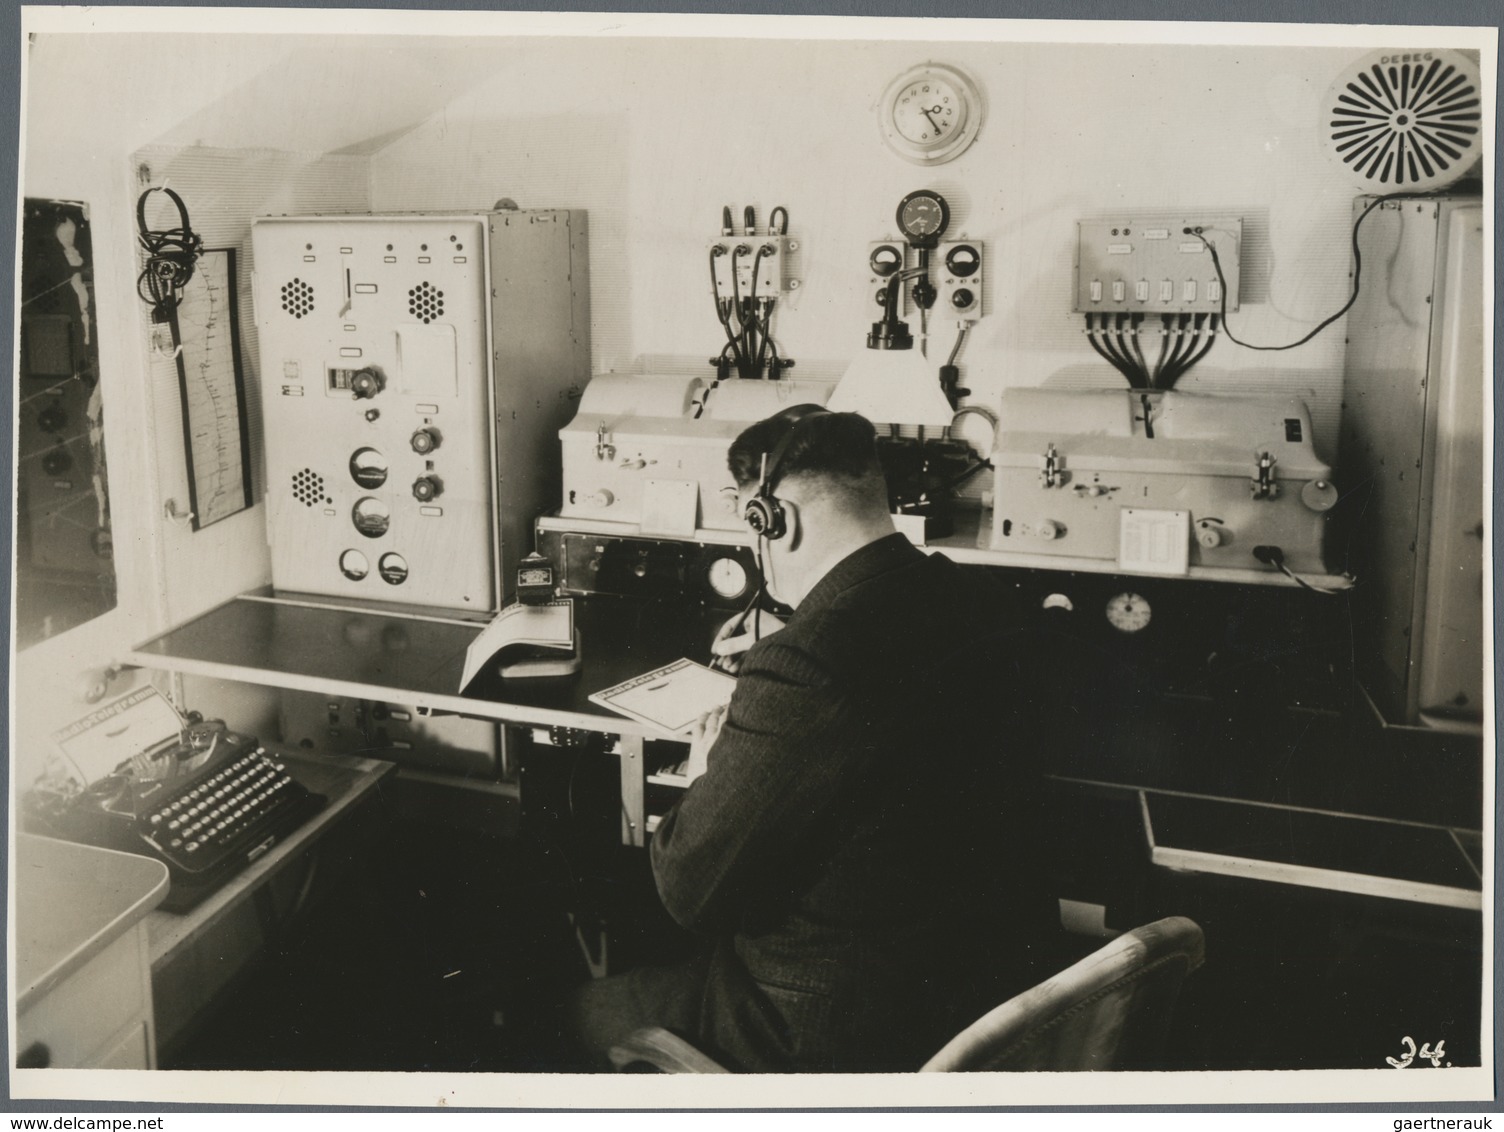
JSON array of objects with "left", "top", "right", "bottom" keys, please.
[
  {"left": 951, "top": 287, "right": 976, "bottom": 311},
  {"left": 350, "top": 369, "right": 383, "bottom": 400},
  {"left": 41, "top": 447, "right": 73, "bottom": 476},
  {"left": 411, "top": 475, "right": 443, "bottom": 503},
  {"left": 410, "top": 427, "right": 441, "bottom": 455},
  {"left": 37, "top": 404, "right": 67, "bottom": 433}
]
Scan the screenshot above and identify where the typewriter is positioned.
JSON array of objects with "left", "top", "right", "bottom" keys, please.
[{"left": 27, "top": 687, "right": 327, "bottom": 913}]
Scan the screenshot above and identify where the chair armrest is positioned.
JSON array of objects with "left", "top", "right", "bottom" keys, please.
[{"left": 608, "top": 1026, "right": 732, "bottom": 1073}]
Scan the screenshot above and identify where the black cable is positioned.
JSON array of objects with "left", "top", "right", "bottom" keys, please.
[
  {"left": 1166, "top": 314, "right": 1220, "bottom": 389},
  {"left": 768, "top": 206, "right": 789, "bottom": 235},
  {"left": 1162, "top": 313, "right": 1205, "bottom": 389},
  {"left": 1252, "top": 545, "right": 1348, "bottom": 595},
  {"left": 947, "top": 324, "right": 968, "bottom": 367},
  {"left": 1194, "top": 191, "right": 1410, "bottom": 352},
  {"left": 1084, "top": 314, "right": 1140, "bottom": 387},
  {"left": 1158, "top": 314, "right": 1191, "bottom": 387},
  {"left": 1089, "top": 313, "right": 1142, "bottom": 388},
  {"left": 1149, "top": 315, "right": 1172, "bottom": 387},
  {"left": 711, "top": 246, "right": 751, "bottom": 379},
  {"left": 1125, "top": 314, "right": 1152, "bottom": 388},
  {"left": 1112, "top": 313, "right": 1151, "bottom": 390}
]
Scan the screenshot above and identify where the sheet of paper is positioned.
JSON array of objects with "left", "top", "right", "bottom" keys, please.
[
  {"left": 1118, "top": 507, "right": 1190, "bottom": 576},
  {"left": 460, "top": 599, "right": 575, "bottom": 689},
  {"left": 50, "top": 686, "right": 184, "bottom": 786},
  {"left": 590, "top": 657, "right": 737, "bottom": 735}
]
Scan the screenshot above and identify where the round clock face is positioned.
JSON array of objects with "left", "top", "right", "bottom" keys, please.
[
  {"left": 893, "top": 75, "right": 968, "bottom": 146},
  {"left": 1105, "top": 592, "right": 1152, "bottom": 634},
  {"left": 880, "top": 64, "right": 984, "bottom": 166}
]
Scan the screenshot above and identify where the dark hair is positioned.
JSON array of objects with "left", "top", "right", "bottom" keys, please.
[{"left": 727, "top": 406, "right": 882, "bottom": 494}]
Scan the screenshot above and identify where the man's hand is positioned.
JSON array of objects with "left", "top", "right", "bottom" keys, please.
[
  {"left": 709, "top": 609, "right": 786, "bottom": 674},
  {"left": 684, "top": 703, "right": 727, "bottom": 782}
]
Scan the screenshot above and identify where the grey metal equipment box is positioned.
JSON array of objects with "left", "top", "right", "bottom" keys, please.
[
  {"left": 991, "top": 388, "right": 1336, "bottom": 577},
  {"left": 252, "top": 210, "right": 589, "bottom": 612},
  {"left": 1338, "top": 195, "right": 1484, "bottom": 730}
]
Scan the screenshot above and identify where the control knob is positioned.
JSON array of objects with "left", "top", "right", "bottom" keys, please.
[
  {"left": 411, "top": 474, "right": 443, "bottom": 502},
  {"left": 410, "top": 427, "right": 441, "bottom": 455},
  {"left": 41, "top": 447, "right": 73, "bottom": 476},
  {"left": 350, "top": 368, "right": 383, "bottom": 400}
]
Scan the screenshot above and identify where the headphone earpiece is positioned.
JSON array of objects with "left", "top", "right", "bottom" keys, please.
[
  {"left": 744, "top": 406, "right": 829, "bottom": 542},
  {"left": 743, "top": 493, "right": 787, "bottom": 541}
]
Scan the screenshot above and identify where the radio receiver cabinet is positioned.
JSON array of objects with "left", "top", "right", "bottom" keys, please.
[{"left": 252, "top": 209, "right": 589, "bottom": 611}]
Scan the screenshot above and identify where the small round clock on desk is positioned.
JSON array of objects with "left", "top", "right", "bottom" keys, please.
[{"left": 879, "top": 63, "right": 984, "bottom": 165}]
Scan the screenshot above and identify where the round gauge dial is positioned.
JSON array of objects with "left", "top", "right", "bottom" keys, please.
[
  {"left": 896, "top": 190, "right": 951, "bottom": 245},
  {"left": 879, "top": 64, "right": 984, "bottom": 166},
  {"left": 707, "top": 556, "right": 750, "bottom": 600},
  {"left": 1105, "top": 592, "right": 1152, "bottom": 634}
]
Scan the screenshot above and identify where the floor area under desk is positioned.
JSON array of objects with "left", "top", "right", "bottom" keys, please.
[{"left": 164, "top": 779, "right": 689, "bottom": 1073}]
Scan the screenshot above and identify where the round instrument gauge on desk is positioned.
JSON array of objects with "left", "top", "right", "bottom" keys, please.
[
  {"left": 1105, "top": 592, "right": 1152, "bottom": 634},
  {"left": 707, "top": 556, "right": 750, "bottom": 600}
]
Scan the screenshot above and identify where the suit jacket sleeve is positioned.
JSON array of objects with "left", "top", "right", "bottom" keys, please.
[{"left": 649, "top": 631, "right": 862, "bottom": 934}]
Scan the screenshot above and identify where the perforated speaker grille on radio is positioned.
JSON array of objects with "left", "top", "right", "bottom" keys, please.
[
  {"left": 1324, "top": 51, "right": 1482, "bottom": 192},
  {"left": 280, "top": 278, "right": 315, "bottom": 319},
  {"left": 409, "top": 281, "right": 445, "bottom": 324},
  {"left": 291, "top": 468, "right": 331, "bottom": 508}
]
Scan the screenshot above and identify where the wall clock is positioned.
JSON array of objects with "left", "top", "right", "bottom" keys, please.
[{"left": 879, "top": 63, "right": 984, "bottom": 166}]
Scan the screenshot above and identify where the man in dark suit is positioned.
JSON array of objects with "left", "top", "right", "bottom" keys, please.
[{"left": 569, "top": 406, "right": 1056, "bottom": 1071}]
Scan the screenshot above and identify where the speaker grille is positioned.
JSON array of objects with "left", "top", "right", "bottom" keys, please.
[
  {"left": 1325, "top": 51, "right": 1482, "bottom": 192},
  {"left": 280, "top": 277, "right": 315, "bottom": 319},
  {"left": 291, "top": 467, "right": 331, "bottom": 507},
  {"left": 408, "top": 281, "right": 445, "bottom": 324}
]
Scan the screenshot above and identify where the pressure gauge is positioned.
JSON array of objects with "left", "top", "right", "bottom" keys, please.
[
  {"left": 896, "top": 189, "right": 951, "bottom": 249},
  {"left": 707, "top": 556, "right": 750, "bottom": 600},
  {"left": 1105, "top": 592, "right": 1152, "bottom": 634},
  {"left": 879, "top": 63, "right": 984, "bottom": 166}
]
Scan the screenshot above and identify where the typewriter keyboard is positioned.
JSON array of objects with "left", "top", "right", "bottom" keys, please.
[{"left": 144, "top": 745, "right": 308, "bottom": 870}]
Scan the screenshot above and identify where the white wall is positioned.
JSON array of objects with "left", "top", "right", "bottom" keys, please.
[
  {"left": 369, "top": 36, "right": 1374, "bottom": 458},
  {"left": 13, "top": 23, "right": 1475, "bottom": 760}
]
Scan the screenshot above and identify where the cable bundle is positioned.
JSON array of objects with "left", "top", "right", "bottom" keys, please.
[
  {"left": 136, "top": 186, "right": 203, "bottom": 322},
  {"left": 1084, "top": 311, "right": 1220, "bottom": 392}
]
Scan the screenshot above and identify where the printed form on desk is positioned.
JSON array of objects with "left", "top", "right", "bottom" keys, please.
[{"left": 590, "top": 658, "right": 737, "bottom": 735}]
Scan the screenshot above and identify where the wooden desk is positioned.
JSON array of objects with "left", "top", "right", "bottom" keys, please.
[
  {"left": 128, "top": 591, "right": 724, "bottom": 847},
  {"left": 146, "top": 748, "right": 397, "bottom": 1060}
]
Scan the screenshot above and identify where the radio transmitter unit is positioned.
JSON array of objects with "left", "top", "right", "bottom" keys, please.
[{"left": 252, "top": 209, "right": 589, "bottom": 611}]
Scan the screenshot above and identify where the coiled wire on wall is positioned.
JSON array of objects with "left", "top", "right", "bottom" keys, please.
[{"left": 136, "top": 186, "right": 203, "bottom": 323}]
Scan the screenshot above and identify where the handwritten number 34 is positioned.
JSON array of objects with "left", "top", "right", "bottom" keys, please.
[{"left": 1387, "top": 1036, "right": 1447, "bottom": 1068}]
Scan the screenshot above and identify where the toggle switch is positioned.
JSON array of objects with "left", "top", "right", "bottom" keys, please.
[{"left": 1090, "top": 279, "right": 1103, "bottom": 303}]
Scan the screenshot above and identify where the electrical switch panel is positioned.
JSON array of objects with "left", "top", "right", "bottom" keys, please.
[{"left": 1074, "top": 217, "right": 1242, "bottom": 314}]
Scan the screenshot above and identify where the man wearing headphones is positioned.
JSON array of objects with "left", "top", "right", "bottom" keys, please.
[{"left": 568, "top": 405, "right": 1055, "bottom": 1072}]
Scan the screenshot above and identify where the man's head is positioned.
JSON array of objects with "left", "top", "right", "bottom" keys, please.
[{"left": 728, "top": 405, "right": 894, "bottom": 605}]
